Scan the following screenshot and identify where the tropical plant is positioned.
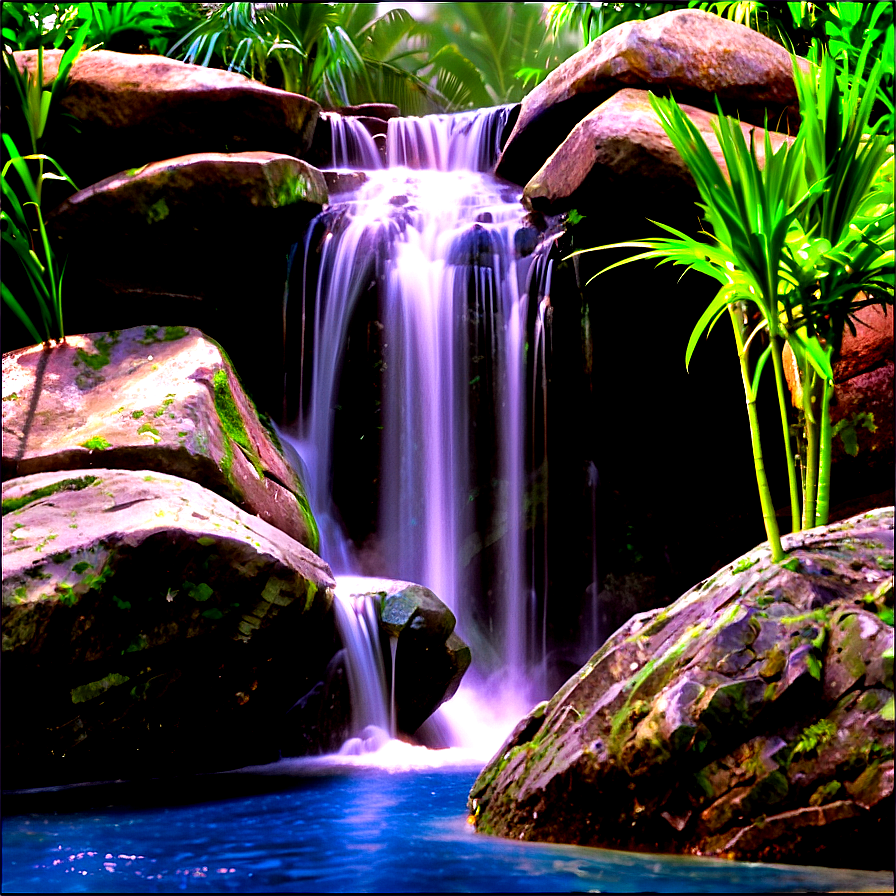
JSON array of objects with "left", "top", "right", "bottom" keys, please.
[
  {"left": 169, "top": 2, "right": 448, "bottom": 114},
  {"left": 1, "top": 2, "right": 200, "bottom": 55},
  {"left": 568, "top": 31, "right": 893, "bottom": 560},
  {"left": 416, "top": 2, "right": 581, "bottom": 106},
  {"left": 1, "top": 28, "right": 85, "bottom": 343}
]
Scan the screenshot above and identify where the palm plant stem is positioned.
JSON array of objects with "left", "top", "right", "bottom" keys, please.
[
  {"left": 730, "top": 306, "right": 785, "bottom": 562},
  {"left": 769, "top": 332, "right": 802, "bottom": 533},
  {"left": 801, "top": 363, "right": 821, "bottom": 528},
  {"left": 815, "top": 378, "right": 834, "bottom": 526}
]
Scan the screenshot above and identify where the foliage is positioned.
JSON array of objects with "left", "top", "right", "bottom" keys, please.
[
  {"left": 415, "top": 3, "right": 581, "bottom": 107},
  {"left": 168, "top": 2, "right": 446, "bottom": 114},
  {"left": 1, "top": 2, "right": 200, "bottom": 55},
  {"left": 568, "top": 23, "right": 893, "bottom": 561},
  {"left": 1, "top": 27, "right": 86, "bottom": 343}
]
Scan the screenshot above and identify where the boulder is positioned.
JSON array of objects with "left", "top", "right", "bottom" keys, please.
[
  {"left": 1, "top": 468, "right": 337, "bottom": 789},
  {"left": 2, "top": 326, "right": 319, "bottom": 551},
  {"left": 34, "top": 154, "right": 326, "bottom": 409},
  {"left": 782, "top": 304, "right": 894, "bottom": 476},
  {"left": 338, "top": 578, "right": 472, "bottom": 734},
  {"left": 48, "top": 151, "right": 327, "bottom": 238},
  {"left": 497, "top": 9, "right": 806, "bottom": 186},
  {"left": 469, "top": 508, "right": 894, "bottom": 870},
  {"left": 523, "top": 88, "right": 792, "bottom": 215},
  {"left": 8, "top": 49, "right": 320, "bottom": 186}
]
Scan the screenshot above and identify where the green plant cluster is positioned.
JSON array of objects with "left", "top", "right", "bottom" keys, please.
[{"left": 574, "top": 11, "right": 893, "bottom": 562}]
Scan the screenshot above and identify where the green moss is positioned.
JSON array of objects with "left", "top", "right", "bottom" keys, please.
[
  {"left": 112, "top": 595, "right": 132, "bottom": 610},
  {"left": 2, "top": 476, "right": 100, "bottom": 516},
  {"left": 72, "top": 561, "right": 91, "bottom": 574},
  {"left": 213, "top": 370, "right": 251, "bottom": 451},
  {"left": 75, "top": 331, "right": 120, "bottom": 370},
  {"left": 163, "top": 326, "right": 188, "bottom": 341},
  {"left": 2, "top": 392, "right": 19, "bottom": 401},
  {"left": 82, "top": 437, "right": 111, "bottom": 450},
  {"left": 71, "top": 672, "right": 130, "bottom": 704},
  {"left": 137, "top": 423, "right": 160, "bottom": 442},
  {"left": 49, "top": 550, "right": 71, "bottom": 564}
]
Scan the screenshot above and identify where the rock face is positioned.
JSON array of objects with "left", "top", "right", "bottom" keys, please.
[
  {"left": 783, "top": 303, "right": 894, "bottom": 478},
  {"left": 1, "top": 468, "right": 336, "bottom": 789},
  {"left": 10, "top": 49, "right": 320, "bottom": 184},
  {"left": 523, "top": 88, "right": 792, "bottom": 214},
  {"left": 497, "top": 9, "right": 805, "bottom": 187},
  {"left": 2, "top": 326, "right": 319, "bottom": 551},
  {"left": 469, "top": 508, "right": 894, "bottom": 870},
  {"left": 365, "top": 578, "right": 471, "bottom": 732},
  {"left": 48, "top": 151, "right": 327, "bottom": 238}
]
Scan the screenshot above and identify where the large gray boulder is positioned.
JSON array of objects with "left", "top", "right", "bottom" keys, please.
[
  {"left": 469, "top": 508, "right": 894, "bottom": 870},
  {"left": 497, "top": 9, "right": 806, "bottom": 187},
  {"left": 523, "top": 88, "right": 792, "bottom": 215},
  {"left": 1, "top": 468, "right": 336, "bottom": 789},
  {"left": 2, "top": 326, "right": 319, "bottom": 551}
]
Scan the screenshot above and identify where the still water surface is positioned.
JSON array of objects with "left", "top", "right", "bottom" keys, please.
[{"left": 2, "top": 755, "right": 891, "bottom": 893}]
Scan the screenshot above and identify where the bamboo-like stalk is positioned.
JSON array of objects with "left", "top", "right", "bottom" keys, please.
[
  {"left": 768, "top": 330, "right": 802, "bottom": 533},
  {"left": 815, "top": 378, "right": 834, "bottom": 526},
  {"left": 730, "top": 307, "right": 785, "bottom": 562},
  {"left": 802, "top": 365, "right": 821, "bottom": 529}
]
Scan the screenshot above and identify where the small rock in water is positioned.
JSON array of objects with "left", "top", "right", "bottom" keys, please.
[
  {"left": 476, "top": 212, "right": 493, "bottom": 223},
  {"left": 390, "top": 194, "right": 408, "bottom": 206}
]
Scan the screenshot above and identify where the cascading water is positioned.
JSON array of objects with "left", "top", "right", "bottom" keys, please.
[{"left": 284, "top": 107, "right": 559, "bottom": 749}]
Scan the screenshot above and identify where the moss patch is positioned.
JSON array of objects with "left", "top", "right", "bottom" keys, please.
[
  {"left": 75, "top": 331, "right": 120, "bottom": 370},
  {"left": 1, "top": 475, "right": 99, "bottom": 515}
]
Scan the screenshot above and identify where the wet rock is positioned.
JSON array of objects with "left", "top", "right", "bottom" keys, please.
[
  {"left": 9, "top": 49, "right": 320, "bottom": 187},
  {"left": 523, "top": 88, "right": 792, "bottom": 216},
  {"left": 1, "top": 468, "right": 336, "bottom": 789},
  {"left": 2, "top": 326, "right": 319, "bottom": 550},
  {"left": 497, "top": 8, "right": 806, "bottom": 186},
  {"left": 513, "top": 225, "right": 539, "bottom": 258},
  {"left": 469, "top": 508, "right": 895, "bottom": 869},
  {"left": 337, "top": 578, "right": 472, "bottom": 735},
  {"left": 448, "top": 223, "right": 495, "bottom": 267}
]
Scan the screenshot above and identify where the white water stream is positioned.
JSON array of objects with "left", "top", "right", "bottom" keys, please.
[{"left": 284, "top": 107, "right": 558, "bottom": 752}]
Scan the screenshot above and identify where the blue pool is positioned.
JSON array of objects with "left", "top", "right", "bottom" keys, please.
[{"left": 2, "top": 753, "right": 892, "bottom": 893}]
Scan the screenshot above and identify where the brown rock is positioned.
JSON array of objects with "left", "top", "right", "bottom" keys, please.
[
  {"left": 497, "top": 8, "right": 807, "bottom": 186},
  {"left": 835, "top": 302, "right": 895, "bottom": 382},
  {"left": 10, "top": 49, "right": 320, "bottom": 182},
  {"left": 831, "top": 360, "right": 895, "bottom": 469},
  {"left": 1, "top": 326, "right": 319, "bottom": 551},
  {"left": 48, "top": 151, "right": 327, "bottom": 237},
  {"left": 523, "top": 88, "right": 792, "bottom": 215}
]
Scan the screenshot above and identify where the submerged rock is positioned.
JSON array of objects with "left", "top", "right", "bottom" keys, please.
[
  {"left": 469, "top": 508, "right": 894, "bottom": 869},
  {"left": 1, "top": 468, "right": 336, "bottom": 789},
  {"left": 2, "top": 326, "right": 319, "bottom": 551}
]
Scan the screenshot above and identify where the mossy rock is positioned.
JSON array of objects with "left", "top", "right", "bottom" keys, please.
[
  {"left": 1, "top": 468, "right": 335, "bottom": 789},
  {"left": 2, "top": 326, "right": 319, "bottom": 552},
  {"left": 469, "top": 508, "right": 894, "bottom": 870}
]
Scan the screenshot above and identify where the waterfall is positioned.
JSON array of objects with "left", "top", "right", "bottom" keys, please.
[
  {"left": 327, "top": 112, "right": 384, "bottom": 170},
  {"left": 286, "top": 105, "right": 559, "bottom": 748}
]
